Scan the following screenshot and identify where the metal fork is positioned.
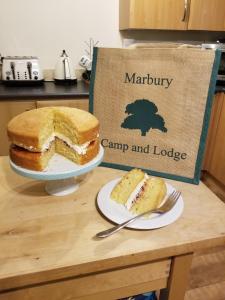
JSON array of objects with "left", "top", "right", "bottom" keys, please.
[{"left": 96, "top": 190, "right": 181, "bottom": 238}]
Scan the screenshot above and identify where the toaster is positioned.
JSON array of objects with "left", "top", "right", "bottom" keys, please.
[{"left": 1, "top": 56, "right": 43, "bottom": 85}]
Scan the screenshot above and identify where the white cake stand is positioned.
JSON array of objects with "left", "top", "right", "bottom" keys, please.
[{"left": 10, "top": 145, "right": 104, "bottom": 196}]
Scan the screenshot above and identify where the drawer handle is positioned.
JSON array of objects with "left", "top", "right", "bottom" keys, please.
[{"left": 182, "top": 0, "right": 188, "bottom": 22}]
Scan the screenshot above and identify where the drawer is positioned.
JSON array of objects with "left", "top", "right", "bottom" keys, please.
[{"left": 0, "top": 259, "right": 171, "bottom": 300}]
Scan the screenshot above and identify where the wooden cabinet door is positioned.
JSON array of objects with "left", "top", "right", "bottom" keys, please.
[
  {"left": 208, "top": 93, "right": 225, "bottom": 185},
  {"left": 36, "top": 98, "right": 89, "bottom": 111},
  {"left": 188, "top": 0, "right": 225, "bottom": 31},
  {"left": 120, "top": 0, "right": 188, "bottom": 30},
  {"left": 203, "top": 93, "right": 223, "bottom": 171},
  {"left": 0, "top": 101, "right": 36, "bottom": 156},
  {"left": 203, "top": 93, "right": 225, "bottom": 185}
]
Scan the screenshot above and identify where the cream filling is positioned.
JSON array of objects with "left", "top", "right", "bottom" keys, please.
[
  {"left": 16, "top": 143, "right": 35, "bottom": 151},
  {"left": 15, "top": 133, "right": 94, "bottom": 155},
  {"left": 41, "top": 132, "right": 91, "bottom": 155},
  {"left": 125, "top": 174, "right": 149, "bottom": 210},
  {"left": 41, "top": 134, "right": 55, "bottom": 151}
]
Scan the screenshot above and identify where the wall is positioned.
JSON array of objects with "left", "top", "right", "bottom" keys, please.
[
  {"left": 0, "top": 0, "right": 122, "bottom": 69},
  {"left": 1, "top": 0, "right": 225, "bottom": 72}
]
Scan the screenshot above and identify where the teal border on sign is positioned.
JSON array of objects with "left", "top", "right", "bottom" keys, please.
[
  {"left": 193, "top": 49, "right": 221, "bottom": 184},
  {"left": 89, "top": 47, "right": 221, "bottom": 185},
  {"left": 89, "top": 47, "right": 98, "bottom": 114},
  {"left": 100, "top": 161, "right": 195, "bottom": 184}
]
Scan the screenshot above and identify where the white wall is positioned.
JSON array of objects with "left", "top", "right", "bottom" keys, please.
[
  {"left": 1, "top": 0, "right": 224, "bottom": 71},
  {"left": 0, "top": 0, "right": 122, "bottom": 69}
]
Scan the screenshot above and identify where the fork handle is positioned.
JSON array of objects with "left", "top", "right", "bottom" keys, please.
[{"left": 96, "top": 209, "right": 157, "bottom": 238}]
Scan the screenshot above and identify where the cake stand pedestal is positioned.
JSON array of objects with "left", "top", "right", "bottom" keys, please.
[
  {"left": 45, "top": 178, "right": 80, "bottom": 196},
  {"left": 10, "top": 146, "right": 104, "bottom": 196}
]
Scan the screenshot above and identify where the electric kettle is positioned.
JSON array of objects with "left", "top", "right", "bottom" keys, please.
[{"left": 54, "top": 50, "right": 77, "bottom": 84}]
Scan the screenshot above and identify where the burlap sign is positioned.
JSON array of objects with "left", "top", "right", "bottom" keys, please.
[{"left": 90, "top": 45, "right": 220, "bottom": 184}]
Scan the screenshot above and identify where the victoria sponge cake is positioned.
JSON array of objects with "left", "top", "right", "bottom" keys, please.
[
  {"left": 7, "top": 107, "right": 100, "bottom": 171},
  {"left": 111, "top": 169, "right": 166, "bottom": 214}
]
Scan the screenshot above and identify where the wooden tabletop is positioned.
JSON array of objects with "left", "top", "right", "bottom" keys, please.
[{"left": 0, "top": 156, "right": 225, "bottom": 291}]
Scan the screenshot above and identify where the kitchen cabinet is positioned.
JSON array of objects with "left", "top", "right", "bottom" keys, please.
[
  {"left": 188, "top": 0, "right": 225, "bottom": 31},
  {"left": 120, "top": 0, "right": 187, "bottom": 30},
  {"left": 119, "top": 0, "right": 225, "bottom": 31},
  {"left": 0, "top": 98, "right": 89, "bottom": 156},
  {"left": 202, "top": 92, "right": 225, "bottom": 199}
]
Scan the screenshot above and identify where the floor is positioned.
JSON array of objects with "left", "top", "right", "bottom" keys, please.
[
  {"left": 185, "top": 245, "right": 225, "bottom": 300},
  {"left": 184, "top": 171, "right": 225, "bottom": 300}
]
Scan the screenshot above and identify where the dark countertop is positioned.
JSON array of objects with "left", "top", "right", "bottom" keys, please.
[
  {"left": 216, "top": 85, "right": 225, "bottom": 93},
  {"left": 0, "top": 80, "right": 89, "bottom": 100},
  {"left": 0, "top": 79, "right": 223, "bottom": 100}
]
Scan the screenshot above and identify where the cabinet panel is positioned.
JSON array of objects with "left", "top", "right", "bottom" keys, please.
[
  {"left": 187, "top": 0, "right": 225, "bottom": 30},
  {"left": 0, "top": 101, "right": 36, "bottom": 156},
  {"left": 120, "top": 0, "right": 225, "bottom": 31},
  {"left": 209, "top": 93, "right": 225, "bottom": 184},
  {"left": 120, "top": 0, "right": 187, "bottom": 30},
  {"left": 202, "top": 93, "right": 223, "bottom": 171},
  {"left": 203, "top": 93, "right": 225, "bottom": 186},
  {"left": 36, "top": 98, "right": 89, "bottom": 111}
]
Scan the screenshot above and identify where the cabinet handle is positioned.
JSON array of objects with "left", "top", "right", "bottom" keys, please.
[{"left": 182, "top": 0, "right": 188, "bottom": 22}]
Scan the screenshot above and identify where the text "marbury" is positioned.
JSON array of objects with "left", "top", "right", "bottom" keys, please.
[{"left": 124, "top": 72, "right": 173, "bottom": 89}]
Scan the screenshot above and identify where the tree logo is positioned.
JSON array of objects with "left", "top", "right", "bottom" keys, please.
[{"left": 121, "top": 99, "right": 167, "bottom": 136}]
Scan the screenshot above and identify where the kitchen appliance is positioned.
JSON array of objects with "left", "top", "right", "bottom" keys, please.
[
  {"left": 1, "top": 56, "right": 43, "bottom": 85},
  {"left": 79, "top": 55, "right": 92, "bottom": 84},
  {"left": 54, "top": 50, "right": 77, "bottom": 85},
  {"left": 79, "top": 55, "right": 92, "bottom": 71},
  {"left": 202, "top": 42, "right": 225, "bottom": 86}
]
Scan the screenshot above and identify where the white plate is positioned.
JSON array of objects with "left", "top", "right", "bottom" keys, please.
[{"left": 97, "top": 178, "right": 184, "bottom": 230}]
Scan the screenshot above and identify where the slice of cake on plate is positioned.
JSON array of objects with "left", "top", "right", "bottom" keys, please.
[
  {"left": 7, "top": 107, "right": 99, "bottom": 171},
  {"left": 111, "top": 169, "right": 166, "bottom": 214}
]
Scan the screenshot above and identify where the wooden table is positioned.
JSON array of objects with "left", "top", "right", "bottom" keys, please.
[{"left": 0, "top": 156, "right": 225, "bottom": 300}]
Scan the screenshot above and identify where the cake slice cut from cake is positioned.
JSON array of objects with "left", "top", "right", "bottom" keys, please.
[
  {"left": 111, "top": 169, "right": 145, "bottom": 204},
  {"left": 110, "top": 169, "right": 166, "bottom": 214},
  {"left": 55, "top": 137, "right": 99, "bottom": 165},
  {"left": 130, "top": 177, "right": 166, "bottom": 214},
  {"left": 53, "top": 106, "right": 99, "bottom": 145},
  {"left": 7, "top": 107, "right": 100, "bottom": 171}
]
